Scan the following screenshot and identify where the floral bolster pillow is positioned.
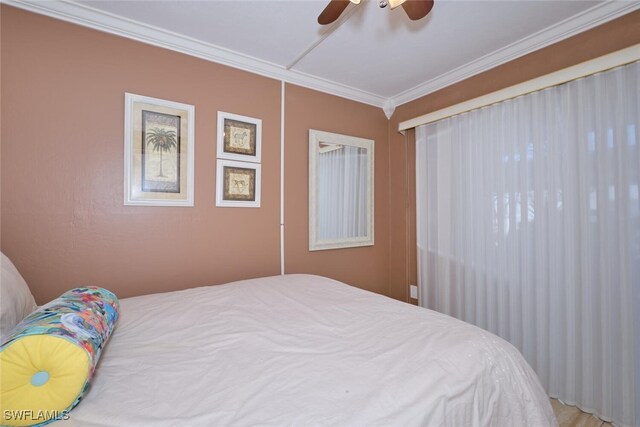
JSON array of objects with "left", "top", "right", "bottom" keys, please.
[{"left": 0, "top": 287, "right": 119, "bottom": 427}]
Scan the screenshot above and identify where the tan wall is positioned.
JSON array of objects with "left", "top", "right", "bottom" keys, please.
[
  {"left": 283, "top": 85, "right": 390, "bottom": 296},
  {"left": 388, "top": 10, "right": 640, "bottom": 303},
  {"left": 0, "top": 6, "right": 390, "bottom": 303},
  {"left": 2, "top": 5, "right": 638, "bottom": 305}
]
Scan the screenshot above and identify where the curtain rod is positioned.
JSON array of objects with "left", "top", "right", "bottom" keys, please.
[{"left": 399, "top": 44, "right": 640, "bottom": 132}]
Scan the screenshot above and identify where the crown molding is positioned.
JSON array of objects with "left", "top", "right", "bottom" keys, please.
[
  {"left": 2, "top": 0, "right": 387, "bottom": 108},
  {"left": 3, "top": 0, "right": 638, "bottom": 113},
  {"left": 382, "top": 99, "right": 396, "bottom": 120},
  {"left": 390, "top": 1, "right": 640, "bottom": 107}
]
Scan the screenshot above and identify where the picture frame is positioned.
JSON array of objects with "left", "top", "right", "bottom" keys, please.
[
  {"left": 216, "top": 111, "right": 261, "bottom": 163},
  {"left": 124, "top": 93, "right": 195, "bottom": 206},
  {"left": 216, "top": 159, "right": 261, "bottom": 208}
]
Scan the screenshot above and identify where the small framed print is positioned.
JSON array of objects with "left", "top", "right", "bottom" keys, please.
[
  {"left": 216, "top": 159, "right": 261, "bottom": 208},
  {"left": 217, "top": 111, "right": 261, "bottom": 163},
  {"left": 124, "top": 93, "right": 194, "bottom": 206}
]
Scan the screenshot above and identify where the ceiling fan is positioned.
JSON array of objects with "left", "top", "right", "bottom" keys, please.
[{"left": 318, "top": 0, "right": 434, "bottom": 25}]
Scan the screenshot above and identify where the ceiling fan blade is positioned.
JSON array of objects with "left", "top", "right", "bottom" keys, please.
[
  {"left": 401, "top": 0, "right": 434, "bottom": 21},
  {"left": 318, "top": 0, "right": 351, "bottom": 25}
]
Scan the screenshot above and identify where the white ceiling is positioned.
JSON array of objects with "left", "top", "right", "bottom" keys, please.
[{"left": 6, "top": 0, "right": 640, "bottom": 113}]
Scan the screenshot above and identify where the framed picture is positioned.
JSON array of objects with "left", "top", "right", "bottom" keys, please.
[
  {"left": 216, "top": 159, "right": 261, "bottom": 208},
  {"left": 216, "top": 111, "right": 261, "bottom": 163},
  {"left": 124, "top": 93, "right": 195, "bottom": 206}
]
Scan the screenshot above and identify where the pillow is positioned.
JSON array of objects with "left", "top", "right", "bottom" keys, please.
[
  {"left": 0, "top": 252, "right": 38, "bottom": 341},
  {"left": 0, "top": 286, "right": 119, "bottom": 427}
]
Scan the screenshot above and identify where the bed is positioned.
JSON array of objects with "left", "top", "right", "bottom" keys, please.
[{"left": 22, "top": 273, "right": 553, "bottom": 426}]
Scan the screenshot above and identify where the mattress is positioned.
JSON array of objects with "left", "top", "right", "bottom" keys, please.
[{"left": 67, "top": 274, "right": 556, "bottom": 426}]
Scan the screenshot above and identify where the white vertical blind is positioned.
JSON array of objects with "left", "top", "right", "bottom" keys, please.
[
  {"left": 416, "top": 61, "right": 639, "bottom": 426},
  {"left": 317, "top": 145, "right": 368, "bottom": 240}
]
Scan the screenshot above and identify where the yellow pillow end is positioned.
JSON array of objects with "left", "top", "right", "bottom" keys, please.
[{"left": 1, "top": 334, "right": 90, "bottom": 426}]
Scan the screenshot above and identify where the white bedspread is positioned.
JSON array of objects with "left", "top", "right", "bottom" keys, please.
[{"left": 68, "top": 274, "right": 556, "bottom": 426}]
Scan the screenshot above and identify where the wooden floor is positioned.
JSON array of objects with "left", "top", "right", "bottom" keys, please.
[{"left": 551, "top": 399, "right": 613, "bottom": 427}]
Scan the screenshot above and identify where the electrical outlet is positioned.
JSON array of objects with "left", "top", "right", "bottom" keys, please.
[{"left": 410, "top": 285, "right": 418, "bottom": 300}]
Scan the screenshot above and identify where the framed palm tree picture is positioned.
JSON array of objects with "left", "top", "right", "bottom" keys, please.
[
  {"left": 124, "top": 93, "right": 195, "bottom": 206},
  {"left": 216, "top": 111, "right": 261, "bottom": 163}
]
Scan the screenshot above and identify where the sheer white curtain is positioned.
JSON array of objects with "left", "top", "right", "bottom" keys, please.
[
  {"left": 416, "top": 61, "right": 639, "bottom": 426},
  {"left": 317, "top": 146, "right": 367, "bottom": 240}
]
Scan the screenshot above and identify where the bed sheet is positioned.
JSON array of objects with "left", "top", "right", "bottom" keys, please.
[{"left": 66, "top": 274, "right": 556, "bottom": 426}]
